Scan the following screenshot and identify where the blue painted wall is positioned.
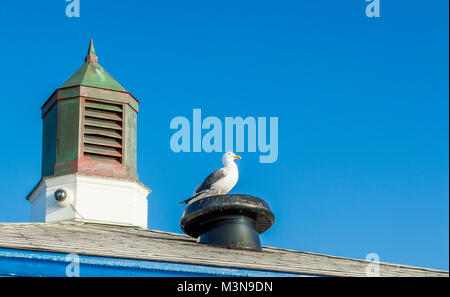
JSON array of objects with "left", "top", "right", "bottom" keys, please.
[{"left": 0, "top": 248, "right": 309, "bottom": 277}]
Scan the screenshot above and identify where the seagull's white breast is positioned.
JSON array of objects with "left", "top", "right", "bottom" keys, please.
[{"left": 212, "top": 164, "right": 239, "bottom": 194}]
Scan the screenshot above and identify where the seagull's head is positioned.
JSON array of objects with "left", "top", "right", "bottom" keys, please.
[{"left": 222, "top": 152, "right": 242, "bottom": 165}]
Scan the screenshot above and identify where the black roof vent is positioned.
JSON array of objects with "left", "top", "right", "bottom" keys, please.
[{"left": 180, "top": 194, "right": 275, "bottom": 251}]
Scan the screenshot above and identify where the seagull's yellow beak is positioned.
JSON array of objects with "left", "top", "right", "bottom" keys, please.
[{"left": 234, "top": 155, "right": 242, "bottom": 159}]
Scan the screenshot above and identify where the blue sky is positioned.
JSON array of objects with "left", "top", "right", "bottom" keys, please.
[{"left": 0, "top": 1, "right": 448, "bottom": 270}]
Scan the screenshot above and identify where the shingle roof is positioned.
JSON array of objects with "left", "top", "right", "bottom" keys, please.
[{"left": 0, "top": 222, "right": 447, "bottom": 277}]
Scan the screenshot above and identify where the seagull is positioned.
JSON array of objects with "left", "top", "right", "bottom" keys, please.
[{"left": 179, "top": 152, "right": 242, "bottom": 205}]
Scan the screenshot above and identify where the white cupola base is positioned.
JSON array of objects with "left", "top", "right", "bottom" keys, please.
[{"left": 27, "top": 174, "right": 150, "bottom": 228}]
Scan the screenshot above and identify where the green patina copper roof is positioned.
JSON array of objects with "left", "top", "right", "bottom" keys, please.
[{"left": 61, "top": 40, "right": 127, "bottom": 92}]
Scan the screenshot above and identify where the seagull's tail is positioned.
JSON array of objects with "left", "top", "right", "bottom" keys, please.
[
  {"left": 178, "top": 190, "right": 208, "bottom": 206},
  {"left": 178, "top": 198, "right": 191, "bottom": 206}
]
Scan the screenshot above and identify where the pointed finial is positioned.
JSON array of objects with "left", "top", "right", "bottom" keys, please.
[{"left": 85, "top": 39, "right": 98, "bottom": 63}]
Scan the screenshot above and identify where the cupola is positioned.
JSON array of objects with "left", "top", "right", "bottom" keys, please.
[{"left": 27, "top": 40, "right": 150, "bottom": 228}]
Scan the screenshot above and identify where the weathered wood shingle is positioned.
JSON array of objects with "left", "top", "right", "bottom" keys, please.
[{"left": 0, "top": 222, "right": 447, "bottom": 277}]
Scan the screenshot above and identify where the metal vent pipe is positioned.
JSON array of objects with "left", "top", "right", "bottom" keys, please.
[{"left": 180, "top": 195, "right": 275, "bottom": 251}]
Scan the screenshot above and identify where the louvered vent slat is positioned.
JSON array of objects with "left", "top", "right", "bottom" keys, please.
[
  {"left": 85, "top": 101, "right": 123, "bottom": 112},
  {"left": 84, "top": 144, "right": 122, "bottom": 157},
  {"left": 83, "top": 100, "right": 123, "bottom": 163},
  {"left": 85, "top": 109, "right": 122, "bottom": 121},
  {"left": 84, "top": 135, "right": 122, "bottom": 148},
  {"left": 84, "top": 127, "right": 122, "bottom": 139},
  {"left": 85, "top": 117, "right": 122, "bottom": 130}
]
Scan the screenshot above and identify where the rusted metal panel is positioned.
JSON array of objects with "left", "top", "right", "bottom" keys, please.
[
  {"left": 123, "top": 104, "right": 138, "bottom": 179},
  {"left": 57, "top": 87, "right": 80, "bottom": 100},
  {"left": 41, "top": 91, "right": 58, "bottom": 118},
  {"left": 77, "top": 157, "right": 131, "bottom": 179},
  {"left": 55, "top": 99, "right": 80, "bottom": 175},
  {"left": 41, "top": 105, "right": 58, "bottom": 177},
  {"left": 54, "top": 160, "right": 78, "bottom": 176}
]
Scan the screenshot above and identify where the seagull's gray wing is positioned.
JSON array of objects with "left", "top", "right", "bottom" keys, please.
[
  {"left": 179, "top": 169, "right": 225, "bottom": 205},
  {"left": 194, "top": 168, "right": 226, "bottom": 194}
]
